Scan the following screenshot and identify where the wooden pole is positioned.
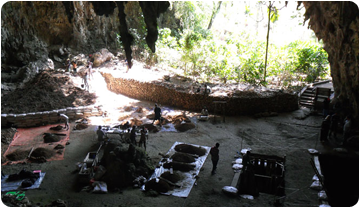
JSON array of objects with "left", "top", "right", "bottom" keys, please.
[
  {"left": 27, "top": 147, "right": 34, "bottom": 159},
  {"left": 264, "top": 1, "right": 272, "bottom": 82}
]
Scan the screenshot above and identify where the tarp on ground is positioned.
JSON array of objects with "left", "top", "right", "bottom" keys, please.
[
  {"left": 1, "top": 172, "right": 46, "bottom": 192},
  {"left": 2, "top": 124, "right": 70, "bottom": 165},
  {"left": 146, "top": 141, "right": 211, "bottom": 198}
]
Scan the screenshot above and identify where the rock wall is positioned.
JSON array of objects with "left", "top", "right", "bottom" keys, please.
[
  {"left": 1, "top": 106, "right": 103, "bottom": 128},
  {"left": 302, "top": 2, "right": 359, "bottom": 120},
  {"left": 1, "top": 1, "right": 120, "bottom": 67},
  {"left": 102, "top": 73, "right": 299, "bottom": 116}
]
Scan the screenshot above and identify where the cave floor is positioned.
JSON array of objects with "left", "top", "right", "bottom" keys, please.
[{"left": 1, "top": 61, "right": 358, "bottom": 207}]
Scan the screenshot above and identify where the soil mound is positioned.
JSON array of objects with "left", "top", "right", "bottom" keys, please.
[
  {"left": 101, "top": 143, "right": 155, "bottom": 189},
  {"left": 175, "top": 144, "right": 206, "bottom": 156},
  {"left": 169, "top": 115, "right": 190, "bottom": 125},
  {"left": 117, "top": 115, "right": 131, "bottom": 122},
  {"left": 130, "top": 118, "right": 143, "bottom": 126},
  {"left": 170, "top": 152, "right": 196, "bottom": 163},
  {"left": 145, "top": 178, "right": 172, "bottom": 193},
  {"left": 142, "top": 124, "right": 159, "bottom": 133},
  {"left": 74, "top": 123, "right": 88, "bottom": 130},
  {"left": 50, "top": 125, "right": 63, "bottom": 131},
  {"left": 6, "top": 149, "right": 29, "bottom": 161},
  {"left": 175, "top": 123, "right": 195, "bottom": 132},
  {"left": 31, "top": 147, "right": 55, "bottom": 159},
  {"left": 163, "top": 161, "right": 196, "bottom": 172},
  {"left": 124, "top": 106, "right": 133, "bottom": 112},
  {"left": 43, "top": 133, "right": 61, "bottom": 143},
  {"left": 160, "top": 171, "right": 183, "bottom": 183},
  {"left": 135, "top": 107, "right": 144, "bottom": 113},
  {"left": 1, "top": 71, "right": 97, "bottom": 114},
  {"left": 1, "top": 128, "right": 17, "bottom": 144}
]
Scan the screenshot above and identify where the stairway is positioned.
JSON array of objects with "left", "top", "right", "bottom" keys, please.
[{"left": 299, "top": 86, "right": 316, "bottom": 108}]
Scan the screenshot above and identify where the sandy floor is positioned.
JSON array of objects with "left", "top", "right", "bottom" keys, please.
[{"left": 1, "top": 62, "right": 356, "bottom": 207}]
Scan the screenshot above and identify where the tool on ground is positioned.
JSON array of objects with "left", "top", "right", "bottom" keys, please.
[
  {"left": 5, "top": 191, "right": 25, "bottom": 201},
  {"left": 27, "top": 147, "right": 34, "bottom": 159}
]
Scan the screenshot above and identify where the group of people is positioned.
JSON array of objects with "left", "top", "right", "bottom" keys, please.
[
  {"left": 96, "top": 125, "right": 149, "bottom": 149},
  {"left": 57, "top": 103, "right": 222, "bottom": 176},
  {"left": 65, "top": 55, "right": 94, "bottom": 92},
  {"left": 130, "top": 126, "right": 148, "bottom": 149},
  {"left": 320, "top": 97, "right": 353, "bottom": 145}
]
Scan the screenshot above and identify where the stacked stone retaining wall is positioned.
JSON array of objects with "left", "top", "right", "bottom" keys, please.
[
  {"left": 1, "top": 106, "right": 103, "bottom": 128},
  {"left": 102, "top": 73, "right": 299, "bottom": 116}
]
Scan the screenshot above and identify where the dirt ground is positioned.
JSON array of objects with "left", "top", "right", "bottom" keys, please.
[{"left": 1, "top": 61, "right": 357, "bottom": 207}]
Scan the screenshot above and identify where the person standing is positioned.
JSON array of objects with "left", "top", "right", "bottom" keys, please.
[
  {"left": 320, "top": 115, "right": 331, "bottom": 142},
  {"left": 72, "top": 61, "right": 77, "bottom": 74},
  {"left": 210, "top": 143, "right": 220, "bottom": 175},
  {"left": 65, "top": 59, "right": 71, "bottom": 73},
  {"left": 138, "top": 126, "right": 148, "bottom": 150},
  {"left": 329, "top": 112, "right": 340, "bottom": 139},
  {"left": 342, "top": 115, "right": 352, "bottom": 145},
  {"left": 242, "top": 151, "right": 252, "bottom": 168},
  {"left": 82, "top": 72, "right": 89, "bottom": 91},
  {"left": 152, "top": 104, "right": 162, "bottom": 126},
  {"left": 130, "top": 126, "right": 137, "bottom": 145},
  {"left": 57, "top": 113, "right": 69, "bottom": 130},
  {"left": 323, "top": 96, "right": 330, "bottom": 118},
  {"left": 96, "top": 126, "right": 105, "bottom": 144},
  {"left": 87, "top": 62, "right": 93, "bottom": 80}
]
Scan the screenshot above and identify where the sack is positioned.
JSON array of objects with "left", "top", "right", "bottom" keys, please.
[
  {"left": 234, "top": 158, "right": 243, "bottom": 164},
  {"left": 232, "top": 164, "right": 243, "bottom": 170},
  {"left": 92, "top": 181, "right": 108, "bottom": 193},
  {"left": 318, "top": 190, "right": 328, "bottom": 200},
  {"left": 21, "top": 179, "right": 34, "bottom": 188},
  {"left": 310, "top": 180, "right": 322, "bottom": 190},
  {"left": 222, "top": 186, "right": 238, "bottom": 195}
]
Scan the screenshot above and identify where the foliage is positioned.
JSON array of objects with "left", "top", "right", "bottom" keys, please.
[{"left": 118, "top": 1, "right": 330, "bottom": 89}]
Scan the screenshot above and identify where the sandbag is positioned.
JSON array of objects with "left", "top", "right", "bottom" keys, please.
[
  {"left": 232, "top": 164, "right": 243, "bottom": 170},
  {"left": 318, "top": 190, "right": 328, "bottom": 200},
  {"left": 92, "top": 181, "right": 108, "bottom": 193},
  {"left": 234, "top": 158, "right": 243, "bottom": 164},
  {"left": 222, "top": 186, "right": 238, "bottom": 196},
  {"left": 310, "top": 180, "right": 322, "bottom": 190}
]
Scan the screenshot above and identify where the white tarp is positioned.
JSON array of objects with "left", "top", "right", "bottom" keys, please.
[
  {"left": 147, "top": 141, "right": 211, "bottom": 198},
  {"left": 1, "top": 172, "right": 46, "bottom": 192}
]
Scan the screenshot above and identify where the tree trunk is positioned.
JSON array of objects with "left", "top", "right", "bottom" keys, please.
[
  {"left": 264, "top": 1, "right": 272, "bottom": 83},
  {"left": 207, "top": 1, "right": 222, "bottom": 30}
]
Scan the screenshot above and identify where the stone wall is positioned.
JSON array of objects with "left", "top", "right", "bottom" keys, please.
[
  {"left": 102, "top": 73, "right": 299, "bottom": 116},
  {"left": 1, "top": 106, "right": 102, "bottom": 128}
]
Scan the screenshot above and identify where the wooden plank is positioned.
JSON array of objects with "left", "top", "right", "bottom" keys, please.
[
  {"left": 254, "top": 174, "right": 272, "bottom": 179},
  {"left": 314, "top": 155, "right": 322, "bottom": 175},
  {"left": 230, "top": 172, "right": 241, "bottom": 187}
]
